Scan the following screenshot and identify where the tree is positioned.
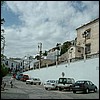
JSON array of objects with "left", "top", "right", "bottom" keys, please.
[
  {"left": 35, "top": 55, "right": 40, "bottom": 60},
  {"left": 1, "top": 1, "right": 5, "bottom": 54},
  {"left": 56, "top": 43, "right": 61, "bottom": 50},
  {"left": 43, "top": 50, "right": 47, "bottom": 56},
  {"left": 1, "top": 1, "right": 8, "bottom": 85},
  {"left": 1, "top": 63, "right": 9, "bottom": 77},
  {"left": 1, "top": 1, "right": 5, "bottom": 6},
  {"left": 60, "top": 41, "right": 72, "bottom": 55}
]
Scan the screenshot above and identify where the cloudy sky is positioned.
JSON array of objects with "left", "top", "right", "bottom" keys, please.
[{"left": 1, "top": 1, "right": 99, "bottom": 58}]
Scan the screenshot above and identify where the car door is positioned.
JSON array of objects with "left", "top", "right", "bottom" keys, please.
[{"left": 89, "top": 81, "right": 95, "bottom": 90}]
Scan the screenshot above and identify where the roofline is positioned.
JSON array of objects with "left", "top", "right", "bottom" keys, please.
[{"left": 76, "top": 18, "right": 99, "bottom": 30}]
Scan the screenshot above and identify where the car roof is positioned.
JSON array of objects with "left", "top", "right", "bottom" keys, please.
[
  {"left": 46, "top": 80, "right": 58, "bottom": 82},
  {"left": 23, "top": 74, "right": 29, "bottom": 76},
  {"left": 76, "top": 80, "right": 91, "bottom": 82}
]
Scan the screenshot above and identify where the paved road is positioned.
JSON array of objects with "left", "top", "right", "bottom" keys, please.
[{"left": 1, "top": 76, "right": 99, "bottom": 99}]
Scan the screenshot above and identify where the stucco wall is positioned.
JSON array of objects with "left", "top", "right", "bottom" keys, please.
[{"left": 23, "top": 57, "right": 99, "bottom": 89}]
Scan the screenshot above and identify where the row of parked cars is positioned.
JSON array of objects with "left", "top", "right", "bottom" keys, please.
[
  {"left": 13, "top": 73, "right": 98, "bottom": 94},
  {"left": 43, "top": 77, "right": 98, "bottom": 94},
  {"left": 13, "top": 73, "right": 42, "bottom": 85}
]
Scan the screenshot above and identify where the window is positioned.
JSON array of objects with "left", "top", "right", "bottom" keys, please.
[
  {"left": 78, "top": 48, "right": 81, "bottom": 52},
  {"left": 86, "top": 29, "right": 91, "bottom": 39},
  {"left": 89, "top": 81, "right": 93, "bottom": 85},
  {"left": 85, "top": 43, "right": 91, "bottom": 54},
  {"left": 82, "top": 29, "right": 91, "bottom": 40}
]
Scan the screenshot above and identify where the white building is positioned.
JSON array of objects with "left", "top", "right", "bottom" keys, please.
[{"left": 68, "top": 46, "right": 84, "bottom": 62}]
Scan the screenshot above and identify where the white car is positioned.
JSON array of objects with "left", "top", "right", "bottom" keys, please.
[
  {"left": 26, "top": 78, "right": 41, "bottom": 85},
  {"left": 57, "top": 78, "right": 75, "bottom": 91},
  {"left": 44, "top": 80, "right": 58, "bottom": 90}
]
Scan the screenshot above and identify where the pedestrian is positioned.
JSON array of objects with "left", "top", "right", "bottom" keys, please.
[
  {"left": 1, "top": 81, "right": 6, "bottom": 91},
  {"left": 10, "top": 76, "right": 15, "bottom": 88}
]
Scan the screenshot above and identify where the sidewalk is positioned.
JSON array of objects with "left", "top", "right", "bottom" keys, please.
[
  {"left": 1, "top": 76, "right": 26, "bottom": 94},
  {"left": 1, "top": 82, "right": 26, "bottom": 94}
]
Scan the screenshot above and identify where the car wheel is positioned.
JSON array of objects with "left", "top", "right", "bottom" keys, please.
[
  {"left": 85, "top": 88, "right": 89, "bottom": 94},
  {"left": 34, "top": 83, "right": 36, "bottom": 85},
  {"left": 73, "top": 90, "right": 76, "bottom": 93},
  {"left": 59, "top": 87, "right": 62, "bottom": 91},
  {"left": 39, "top": 83, "right": 41, "bottom": 85},
  {"left": 69, "top": 87, "right": 71, "bottom": 91},
  {"left": 94, "top": 87, "right": 97, "bottom": 92},
  {"left": 45, "top": 88, "right": 48, "bottom": 90},
  {"left": 55, "top": 86, "right": 58, "bottom": 90},
  {"left": 31, "top": 82, "right": 33, "bottom": 85}
]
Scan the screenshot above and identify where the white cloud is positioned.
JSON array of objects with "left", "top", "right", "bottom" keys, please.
[{"left": 3, "top": 1, "right": 99, "bottom": 58}]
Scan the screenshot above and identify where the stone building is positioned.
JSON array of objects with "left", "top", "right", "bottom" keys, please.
[{"left": 76, "top": 18, "right": 99, "bottom": 57}]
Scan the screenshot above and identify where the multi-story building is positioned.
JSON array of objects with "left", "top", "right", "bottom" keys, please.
[
  {"left": 46, "top": 47, "right": 60, "bottom": 62},
  {"left": 76, "top": 18, "right": 99, "bottom": 57},
  {"left": 3, "top": 58, "right": 21, "bottom": 73},
  {"left": 68, "top": 45, "right": 84, "bottom": 62}
]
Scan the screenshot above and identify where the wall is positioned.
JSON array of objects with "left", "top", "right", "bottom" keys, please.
[{"left": 23, "top": 57, "right": 99, "bottom": 89}]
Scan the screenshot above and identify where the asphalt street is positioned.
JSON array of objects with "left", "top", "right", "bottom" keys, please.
[{"left": 1, "top": 75, "right": 99, "bottom": 99}]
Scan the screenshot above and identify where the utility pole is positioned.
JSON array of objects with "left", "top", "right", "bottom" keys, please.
[{"left": 38, "top": 42, "right": 42, "bottom": 69}]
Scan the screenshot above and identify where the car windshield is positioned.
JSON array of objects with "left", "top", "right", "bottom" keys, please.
[
  {"left": 23, "top": 75, "right": 29, "bottom": 78},
  {"left": 47, "top": 80, "right": 56, "bottom": 83}
]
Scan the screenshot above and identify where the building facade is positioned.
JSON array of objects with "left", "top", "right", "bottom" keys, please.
[
  {"left": 46, "top": 47, "right": 60, "bottom": 62},
  {"left": 68, "top": 46, "right": 84, "bottom": 61},
  {"left": 76, "top": 18, "right": 99, "bottom": 56}
]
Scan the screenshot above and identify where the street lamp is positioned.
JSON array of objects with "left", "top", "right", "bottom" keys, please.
[
  {"left": 38, "top": 42, "right": 42, "bottom": 69},
  {"left": 82, "top": 30, "right": 88, "bottom": 62},
  {"left": 56, "top": 43, "right": 61, "bottom": 67}
]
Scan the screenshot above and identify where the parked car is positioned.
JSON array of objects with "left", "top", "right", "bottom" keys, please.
[
  {"left": 13, "top": 73, "right": 16, "bottom": 78},
  {"left": 16, "top": 73, "right": 23, "bottom": 80},
  {"left": 26, "top": 78, "right": 41, "bottom": 85},
  {"left": 20, "top": 74, "right": 29, "bottom": 82},
  {"left": 72, "top": 80, "right": 98, "bottom": 94},
  {"left": 57, "top": 77, "right": 75, "bottom": 91},
  {"left": 44, "top": 80, "right": 58, "bottom": 90}
]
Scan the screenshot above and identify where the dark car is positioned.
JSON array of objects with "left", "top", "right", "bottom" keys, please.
[{"left": 72, "top": 80, "right": 97, "bottom": 93}]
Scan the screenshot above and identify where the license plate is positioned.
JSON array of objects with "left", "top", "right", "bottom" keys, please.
[{"left": 47, "top": 83, "right": 51, "bottom": 85}]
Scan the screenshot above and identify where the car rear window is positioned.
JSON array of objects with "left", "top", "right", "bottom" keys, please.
[
  {"left": 76, "top": 81, "right": 85, "bottom": 84},
  {"left": 59, "top": 78, "right": 74, "bottom": 84},
  {"left": 23, "top": 75, "right": 29, "bottom": 78},
  {"left": 33, "top": 78, "right": 40, "bottom": 81}
]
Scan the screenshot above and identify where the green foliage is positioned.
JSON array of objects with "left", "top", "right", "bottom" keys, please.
[
  {"left": 1, "top": 1, "right": 5, "bottom": 6},
  {"left": 56, "top": 43, "right": 61, "bottom": 50},
  {"left": 60, "top": 41, "right": 72, "bottom": 55},
  {"left": 1, "top": 63, "right": 9, "bottom": 77},
  {"left": 35, "top": 55, "right": 40, "bottom": 60},
  {"left": 43, "top": 50, "right": 47, "bottom": 56}
]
